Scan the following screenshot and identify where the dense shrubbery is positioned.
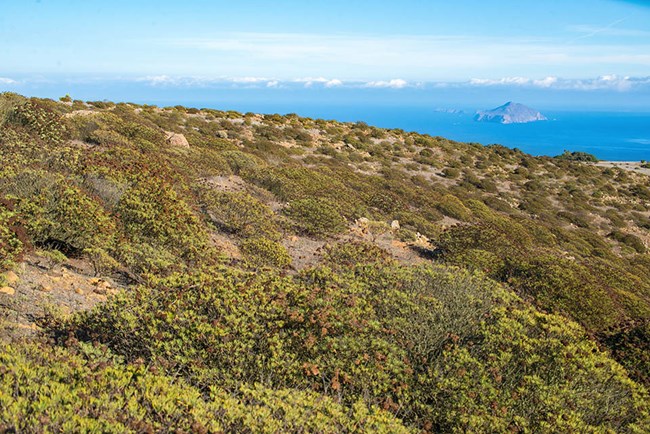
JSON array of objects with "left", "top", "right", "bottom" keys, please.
[
  {"left": 201, "top": 190, "right": 280, "bottom": 240},
  {"left": 0, "top": 342, "right": 408, "bottom": 433},
  {"left": 1, "top": 94, "right": 650, "bottom": 431},
  {"left": 0, "top": 199, "right": 24, "bottom": 271},
  {"left": 284, "top": 198, "right": 347, "bottom": 237},
  {"left": 240, "top": 237, "right": 292, "bottom": 268},
  {"left": 555, "top": 150, "right": 599, "bottom": 162},
  {"left": 55, "top": 264, "right": 649, "bottom": 432}
]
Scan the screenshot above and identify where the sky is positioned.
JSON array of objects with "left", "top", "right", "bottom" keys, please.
[{"left": 1, "top": 0, "right": 649, "bottom": 109}]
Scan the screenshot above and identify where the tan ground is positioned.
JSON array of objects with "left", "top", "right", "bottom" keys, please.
[
  {"left": 593, "top": 161, "right": 650, "bottom": 176},
  {"left": 0, "top": 253, "right": 124, "bottom": 342}
]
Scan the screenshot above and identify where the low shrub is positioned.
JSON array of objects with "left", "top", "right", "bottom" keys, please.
[
  {"left": 284, "top": 198, "right": 347, "bottom": 238},
  {"left": 436, "top": 194, "right": 472, "bottom": 221},
  {"left": 240, "top": 237, "right": 292, "bottom": 268}
]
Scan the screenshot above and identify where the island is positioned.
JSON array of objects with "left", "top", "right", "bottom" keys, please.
[{"left": 474, "top": 101, "right": 547, "bottom": 124}]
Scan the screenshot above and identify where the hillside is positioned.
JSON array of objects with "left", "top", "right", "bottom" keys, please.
[{"left": 1, "top": 93, "right": 649, "bottom": 432}]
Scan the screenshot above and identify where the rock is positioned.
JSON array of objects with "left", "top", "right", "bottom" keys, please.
[
  {"left": 474, "top": 102, "right": 547, "bottom": 124},
  {"left": 93, "top": 280, "right": 111, "bottom": 294},
  {"left": 357, "top": 217, "right": 370, "bottom": 226},
  {"left": 391, "top": 220, "right": 400, "bottom": 230},
  {"left": 165, "top": 131, "right": 190, "bottom": 148},
  {"left": 74, "top": 288, "right": 84, "bottom": 295},
  {"left": 0, "top": 286, "right": 15, "bottom": 296},
  {"left": 38, "top": 284, "right": 52, "bottom": 292},
  {"left": 3, "top": 271, "right": 19, "bottom": 285}
]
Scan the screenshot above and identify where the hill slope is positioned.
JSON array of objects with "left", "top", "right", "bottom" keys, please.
[{"left": 0, "top": 93, "right": 649, "bottom": 432}]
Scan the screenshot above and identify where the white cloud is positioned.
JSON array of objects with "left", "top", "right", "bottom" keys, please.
[
  {"left": 230, "top": 76, "right": 269, "bottom": 83},
  {"left": 469, "top": 76, "right": 558, "bottom": 88},
  {"left": 469, "top": 77, "right": 531, "bottom": 86},
  {"left": 533, "top": 76, "right": 559, "bottom": 87},
  {"left": 0, "top": 77, "right": 18, "bottom": 85},
  {"left": 294, "top": 77, "right": 327, "bottom": 87},
  {"left": 365, "top": 78, "right": 409, "bottom": 88},
  {"left": 128, "top": 74, "right": 650, "bottom": 93},
  {"left": 136, "top": 75, "right": 190, "bottom": 86},
  {"left": 325, "top": 79, "right": 343, "bottom": 88},
  {"left": 292, "top": 77, "right": 345, "bottom": 88},
  {"left": 467, "top": 74, "right": 650, "bottom": 91}
]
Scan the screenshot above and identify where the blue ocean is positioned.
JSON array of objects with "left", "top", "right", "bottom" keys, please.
[{"left": 219, "top": 104, "right": 650, "bottom": 162}]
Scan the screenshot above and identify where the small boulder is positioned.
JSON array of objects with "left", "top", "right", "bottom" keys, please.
[
  {"left": 2, "top": 271, "right": 19, "bottom": 285},
  {"left": 165, "top": 132, "right": 190, "bottom": 148},
  {"left": 0, "top": 286, "right": 15, "bottom": 296},
  {"left": 391, "top": 220, "right": 401, "bottom": 230}
]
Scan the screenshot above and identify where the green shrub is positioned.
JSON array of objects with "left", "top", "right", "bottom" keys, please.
[
  {"left": 202, "top": 191, "right": 280, "bottom": 240},
  {"left": 240, "top": 237, "right": 292, "bottom": 268},
  {"left": 10, "top": 99, "right": 68, "bottom": 144},
  {"left": 116, "top": 177, "right": 212, "bottom": 264},
  {"left": 555, "top": 150, "right": 599, "bottom": 162},
  {"left": 436, "top": 194, "right": 472, "bottom": 221},
  {"left": 12, "top": 180, "right": 116, "bottom": 253},
  {"left": 0, "top": 342, "right": 409, "bottom": 433},
  {"left": 0, "top": 200, "right": 24, "bottom": 271},
  {"left": 507, "top": 255, "right": 619, "bottom": 331},
  {"left": 60, "top": 264, "right": 650, "bottom": 432},
  {"left": 323, "top": 240, "right": 393, "bottom": 269},
  {"left": 284, "top": 198, "right": 347, "bottom": 237},
  {"left": 610, "top": 230, "right": 647, "bottom": 254}
]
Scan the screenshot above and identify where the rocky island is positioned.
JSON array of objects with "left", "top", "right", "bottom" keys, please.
[{"left": 475, "top": 101, "right": 547, "bottom": 124}]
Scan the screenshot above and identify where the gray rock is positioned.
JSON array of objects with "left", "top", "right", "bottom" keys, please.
[{"left": 474, "top": 102, "right": 547, "bottom": 124}]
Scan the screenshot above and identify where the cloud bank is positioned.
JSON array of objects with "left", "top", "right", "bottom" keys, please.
[
  {"left": 468, "top": 75, "right": 650, "bottom": 91},
  {"left": 129, "top": 74, "right": 649, "bottom": 92}
]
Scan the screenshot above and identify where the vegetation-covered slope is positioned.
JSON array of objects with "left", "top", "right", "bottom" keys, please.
[{"left": 1, "top": 93, "right": 649, "bottom": 432}]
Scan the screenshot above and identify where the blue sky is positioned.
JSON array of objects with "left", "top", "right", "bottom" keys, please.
[{"left": 1, "top": 0, "right": 649, "bottom": 108}]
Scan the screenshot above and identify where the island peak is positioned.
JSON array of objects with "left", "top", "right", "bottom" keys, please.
[{"left": 475, "top": 102, "right": 547, "bottom": 124}]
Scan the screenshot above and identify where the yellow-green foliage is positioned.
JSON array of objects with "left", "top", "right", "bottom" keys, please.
[
  {"left": 61, "top": 264, "right": 649, "bottom": 431},
  {"left": 284, "top": 198, "right": 347, "bottom": 237},
  {"left": 425, "top": 306, "right": 650, "bottom": 433},
  {"left": 202, "top": 190, "right": 280, "bottom": 240},
  {"left": 116, "top": 176, "right": 213, "bottom": 264},
  {"left": 507, "top": 255, "right": 620, "bottom": 331},
  {"left": 0, "top": 200, "right": 23, "bottom": 271},
  {"left": 2, "top": 94, "right": 650, "bottom": 431},
  {"left": 35, "top": 183, "right": 116, "bottom": 250},
  {"left": 9, "top": 99, "right": 68, "bottom": 144},
  {"left": 323, "top": 240, "right": 394, "bottom": 269},
  {"left": 5, "top": 174, "right": 115, "bottom": 252},
  {"left": 0, "top": 343, "right": 409, "bottom": 433},
  {"left": 436, "top": 194, "right": 473, "bottom": 221},
  {"left": 240, "top": 237, "right": 292, "bottom": 268}
]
